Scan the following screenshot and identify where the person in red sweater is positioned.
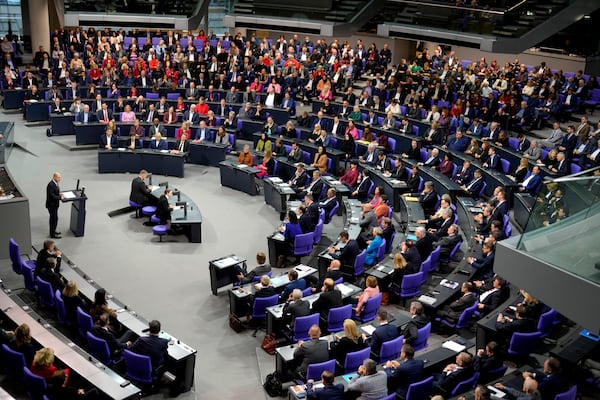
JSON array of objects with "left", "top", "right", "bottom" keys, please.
[{"left": 340, "top": 161, "right": 360, "bottom": 189}]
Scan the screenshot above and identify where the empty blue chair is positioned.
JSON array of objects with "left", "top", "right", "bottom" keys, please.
[
  {"left": 353, "top": 293, "right": 382, "bottom": 323},
  {"left": 505, "top": 223, "right": 513, "bottom": 238},
  {"left": 429, "top": 246, "right": 441, "bottom": 270},
  {"left": 292, "top": 232, "right": 314, "bottom": 258},
  {"left": 22, "top": 263, "right": 37, "bottom": 291},
  {"left": 87, "top": 331, "right": 113, "bottom": 366},
  {"left": 2, "top": 344, "right": 26, "bottom": 381},
  {"left": 451, "top": 372, "right": 479, "bottom": 396},
  {"left": 344, "top": 347, "right": 371, "bottom": 373},
  {"left": 385, "top": 231, "right": 395, "bottom": 253},
  {"left": 537, "top": 308, "right": 557, "bottom": 339},
  {"left": 418, "top": 257, "right": 432, "bottom": 285},
  {"left": 122, "top": 349, "right": 153, "bottom": 385},
  {"left": 326, "top": 304, "right": 352, "bottom": 333},
  {"left": 396, "top": 272, "right": 424, "bottom": 305},
  {"left": 293, "top": 313, "right": 320, "bottom": 341},
  {"left": 76, "top": 306, "right": 94, "bottom": 338},
  {"left": 9, "top": 237, "right": 35, "bottom": 275},
  {"left": 353, "top": 250, "right": 366, "bottom": 278},
  {"left": 500, "top": 158, "right": 510, "bottom": 174},
  {"left": 35, "top": 277, "right": 55, "bottom": 307},
  {"left": 23, "top": 367, "right": 47, "bottom": 400},
  {"left": 313, "top": 221, "right": 324, "bottom": 245},
  {"left": 54, "top": 289, "right": 68, "bottom": 325},
  {"left": 305, "top": 359, "right": 336, "bottom": 382},
  {"left": 413, "top": 322, "right": 431, "bottom": 351},
  {"left": 251, "top": 294, "right": 279, "bottom": 337},
  {"left": 406, "top": 376, "right": 434, "bottom": 400},
  {"left": 554, "top": 385, "right": 577, "bottom": 400},
  {"left": 376, "top": 239, "right": 387, "bottom": 263},
  {"left": 508, "top": 331, "right": 542, "bottom": 358},
  {"left": 379, "top": 335, "right": 404, "bottom": 363}
]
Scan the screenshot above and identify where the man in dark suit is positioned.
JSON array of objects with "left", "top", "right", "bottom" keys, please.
[
  {"left": 375, "top": 151, "right": 393, "bottom": 172},
  {"left": 415, "top": 227, "right": 434, "bottom": 261},
  {"left": 558, "top": 125, "right": 577, "bottom": 159},
  {"left": 494, "top": 305, "right": 536, "bottom": 345},
  {"left": 552, "top": 152, "right": 569, "bottom": 176},
  {"left": 483, "top": 147, "right": 502, "bottom": 171},
  {"left": 352, "top": 170, "right": 372, "bottom": 202},
  {"left": 454, "top": 160, "right": 473, "bottom": 186},
  {"left": 289, "top": 164, "right": 308, "bottom": 193},
  {"left": 401, "top": 301, "right": 430, "bottom": 345},
  {"left": 398, "top": 118, "right": 413, "bottom": 135},
  {"left": 363, "top": 309, "right": 398, "bottom": 355},
  {"left": 462, "top": 169, "right": 485, "bottom": 197},
  {"left": 155, "top": 188, "right": 174, "bottom": 226},
  {"left": 419, "top": 182, "right": 438, "bottom": 217},
  {"left": 467, "top": 242, "right": 496, "bottom": 280},
  {"left": 282, "top": 289, "right": 311, "bottom": 326},
  {"left": 522, "top": 357, "right": 569, "bottom": 400},
  {"left": 96, "top": 103, "right": 113, "bottom": 123},
  {"left": 519, "top": 165, "right": 543, "bottom": 195},
  {"left": 90, "top": 313, "right": 134, "bottom": 356},
  {"left": 305, "top": 194, "right": 321, "bottom": 228},
  {"left": 183, "top": 104, "right": 201, "bottom": 125},
  {"left": 474, "top": 276, "right": 509, "bottom": 316},
  {"left": 35, "top": 240, "right": 62, "bottom": 275},
  {"left": 389, "top": 158, "right": 408, "bottom": 181},
  {"left": 173, "top": 133, "right": 190, "bottom": 154},
  {"left": 329, "top": 231, "right": 361, "bottom": 269},
  {"left": 293, "top": 325, "right": 329, "bottom": 378},
  {"left": 434, "top": 352, "right": 475, "bottom": 396},
  {"left": 474, "top": 341, "right": 503, "bottom": 383},
  {"left": 301, "top": 171, "right": 324, "bottom": 200},
  {"left": 99, "top": 128, "right": 118, "bottom": 150},
  {"left": 319, "top": 189, "right": 338, "bottom": 218},
  {"left": 436, "top": 282, "right": 476, "bottom": 324},
  {"left": 77, "top": 104, "right": 95, "bottom": 124},
  {"left": 46, "top": 172, "right": 62, "bottom": 238},
  {"left": 306, "top": 370, "right": 344, "bottom": 400},
  {"left": 433, "top": 224, "right": 462, "bottom": 259},
  {"left": 37, "top": 257, "right": 66, "bottom": 291},
  {"left": 129, "top": 169, "right": 152, "bottom": 205},
  {"left": 280, "top": 269, "right": 307, "bottom": 301},
  {"left": 428, "top": 209, "right": 453, "bottom": 241},
  {"left": 384, "top": 345, "right": 425, "bottom": 399},
  {"left": 311, "top": 278, "right": 343, "bottom": 319},
  {"left": 129, "top": 320, "right": 169, "bottom": 373}
]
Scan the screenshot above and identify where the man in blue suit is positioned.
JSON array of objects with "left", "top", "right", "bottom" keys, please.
[
  {"left": 384, "top": 344, "right": 425, "bottom": 398},
  {"left": 363, "top": 309, "right": 398, "bottom": 355},
  {"left": 443, "top": 129, "right": 470, "bottom": 152},
  {"left": 519, "top": 165, "right": 543, "bottom": 195},
  {"left": 483, "top": 147, "right": 502, "bottom": 172},
  {"left": 522, "top": 357, "right": 569, "bottom": 400},
  {"left": 128, "top": 320, "right": 169, "bottom": 373},
  {"left": 306, "top": 370, "right": 344, "bottom": 400},
  {"left": 558, "top": 125, "right": 577, "bottom": 159},
  {"left": 280, "top": 269, "right": 307, "bottom": 302},
  {"left": 467, "top": 242, "right": 495, "bottom": 280},
  {"left": 77, "top": 104, "right": 95, "bottom": 124},
  {"left": 281, "top": 92, "right": 296, "bottom": 116},
  {"left": 462, "top": 169, "right": 485, "bottom": 197}
]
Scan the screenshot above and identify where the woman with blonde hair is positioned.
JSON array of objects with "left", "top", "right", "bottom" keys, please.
[
  {"left": 256, "top": 149, "right": 275, "bottom": 178},
  {"left": 329, "top": 319, "right": 367, "bottom": 364},
  {"left": 513, "top": 157, "right": 529, "bottom": 184},
  {"left": 31, "top": 348, "right": 88, "bottom": 398},
  {"left": 354, "top": 276, "right": 380, "bottom": 316},
  {"left": 62, "top": 280, "right": 88, "bottom": 325}
]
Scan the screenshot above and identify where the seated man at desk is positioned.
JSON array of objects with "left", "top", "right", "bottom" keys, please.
[
  {"left": 522, "top": 357, "right": 569, "bottom": 400},
  {"left": 155, "top": 188, "right": 174, "bottom": 228},
  {"left": 149, "top": 132, "right": 168, "bottom": 150},
  {"left": 280, "top": 269, "right": 307, "bottom": 302},
  {"left": 306, "top": 370, "right": 344, "bottom": 400},
  {"left": 384, "top": 344, "right": 424, "bottom": 399},
  {"left": 282, "top": 289, "right": 311, "bottom": 327},
  {"left": 90, "top": 313, "right": 135, "bottom": 356},
  {"left": 474, "top": 341, "right": 504, "bottom": 383},
  {"left": 311, "top": 278, "right": 343, "bottom": 319},
  {"left": 494, "top": 305, "right": 536, "bottom": 345},
  {"left": 235, "top": 252, "right": 271, "bottom": 285},
  {"left": 36, "top": 239, "right": 62, "bottom": 274},
  {"left": 432, "top": 223, "right": 462, "bottom": 260},
  {"left": 328, "top": 230, "right": 361, "bottom": 270},
  {"left": 466, "top": 242, "right": 496, "bottom": 280},
  {"left": 347, "top": 358, "right": 388, "bottom": 399},
  {"left": 401, "top": 301, "right": 430, "bottom": 345},
  {"left": 495, "top": 376, "right": 541, "bottom": 400},
  {"left": 433, "top": 351, "right": 475, "bottom": 397},
  {"left": 129, "top": 320, "right": 169, "bottom": 374},
  {"left": 288, "top": 141, "right": 304, "bottom": 163},
  {"left": 362, "top": 309, "right": 398, "bottom": 355},
  {"left": 38, "top": 257, "right": 66, "bottom": 292},
  {"left": 436, "top": 282, "right": 476, "bottom": 325},
  {"left": 319, "top": 188, "right": 338, "bottom": 217},
  {"left": 172, "top": 132, "right": 190, "bottom": 154},
  {"left": 473, "top": 276, "right": 509, "bottom": 316},
  {"left": 289, "top": 163, "right": 308, "bottom": 193},
  {"left": 308, "top": 260, "right": 342, "bottom": 292},
  {"left": 129, "top": 169, "right": 153, "bottom": 205},
  {"left": 352, "top": 169, "right": 372, "bottom": 202},
  {"left": 461, "top": 169, "right": 485, "bottom": 198},
  {"left": 100, "top": 128, "right": 118, "bottom": 150},
  {"left": 293, "top": 325, "right": 329, "bottom": 379}
]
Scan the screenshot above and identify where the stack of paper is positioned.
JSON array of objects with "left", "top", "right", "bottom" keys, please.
[
  {"left": 418, "top": 295, "right": 436, "bottom": 305},
  {"left": 361, "top": 325, "right": 376, "bottom": 335},
  {"left": 336, "top": 283, "right": 353, "bottom": 296},
  {"left": 442, "top": 340, "right": 466, "bottom": 352}
]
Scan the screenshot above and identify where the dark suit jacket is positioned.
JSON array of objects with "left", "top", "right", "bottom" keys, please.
[
  {"left": 174, "top": 139, "right": 190, "bottom": 153},
  {"left": 90, "top": 326, "right": 127, "bottom": 354},
  {"left": 419, "top": 191, "right": 438, "bottom": 217},
  {"left": 281, "top": 279, "right": 307, "bottom": 301},
  {"left": 290, "top": 171, "right": 308, "bottom": 190},
  {"left": 523, "top": 174, "right": 543, "bottom": 195},
  {"left": 554, "top": 160, "right": 569, "bottom": 177},
  {"left": 306, "top": 383, "right": 345, "bottom": 400},
  {"left": 473, "top": 353, "right": 503, "bottom": 382},
  {"left": 99, "top": 134, "right": 118, "bottom": 148},
  {"left": 77, "top": 111, "right": 96, "bottom": 123},
  {"left": 436, "top": 366, "right": 474, "bottom": 395},
  {"left": 416, "top": 235, "right": 434, "bottom": 261},
  {"left": 454, "top": 168, "right": 473, "bottom": 185},
  {"left": 402, "top": 314, "right": 430, "bottom": 345},
  {"left": 155, "top": 195, "right": 172, "bottom": 223},
  {"left": 368, "top": 323, "right": 398, "bottom": 354},
  {"left": 391, "top": 166, "right": 409, "bottom": 181},
  {"left": 465, "top": 177, "right": 484, "bottom": 197},
  {"left": 386, "top": 358, "right": 425, "bottom": 398},
  {"left": 129, "top": 177, "right": 151, "bottom": 204},
  {"left": 329, "top": 336, "right": 367, "bottom": 365},
  {"left": 46, "top": 180, "right": 60, "bottom": 210},
  {"left": 494, "top": 317, "right": 536, "bottom": 343},
  {"left": 307, "top": 179, "right": 324, "bottom": 200},
  {"left": 355, "top": 177, "right": 372, "bottom": 201},
  {"left": 311, "top": 289, "right": 343, "bottom": 319},
  {"left": 149, "top": 139, "right": 168, "bottom": 150},
  {"left": 38, "top": 267, "right": 65, "bottom": 292},
  {"left": 471, "top": 252, "right": 495, "bottom": 280},
  {"left": 443, "top": 293, "right": 476, "bottom": 322},
  {"left": 536, "top": 372, "right": 569, "bottom": 400},
  {"left": 403, "top": 247, "right": 422, "bottom": 274},
  {"left": 320, "top": 197, "right": 337, "bottom": 217},
  {"left": 332, "top": 239, "right": 361, "bottom": 268},
  {"left": 293, "top": 339, "right": 329, "bottom": 376},
  {"left": 96, "top": 109, "right": 113, "bottom": 122},
  {"left": 129, "top": 335, "right": 169, "bottom": 371},
  {"left": 282, "top": 299, "right": 311, "bottom": 325},
  {"left": 487, "top": 154, "right": 501, "bottom": 171},
  {"left": 478, "top": 286, "right": 510, "bottom": 314},
  {"left": 434, "top": 233, "right": 462, "bottom": 259}
]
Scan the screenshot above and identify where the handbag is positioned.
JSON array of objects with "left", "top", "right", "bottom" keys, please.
[
  {"left": 261, "top": 333, "right": 279, "bottom": 355},
  {"left": 229, "top": 313, "right": 244, "bottom": 333}
]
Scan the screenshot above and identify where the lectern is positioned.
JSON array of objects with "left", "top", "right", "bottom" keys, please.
[{"left": 61, "top": 188, "right": 87, "bottom": 237}]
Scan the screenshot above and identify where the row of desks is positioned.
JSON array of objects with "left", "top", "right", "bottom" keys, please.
[
  {"left": 0, "top": 289, "right": 141, "bottom": 399},
  {"left": 46, "top": 249, "right": 198, "bottom": 392}
]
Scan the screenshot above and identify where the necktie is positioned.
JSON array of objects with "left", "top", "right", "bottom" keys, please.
[
  {"left": 147, "top": 111, "right": 152, "bottom": 122},
  {"left": 104, "top": 110, "right": 108, "bottom": 122},
  {"left": 179, "top": 141, "right": 184, "bottom": 151}
]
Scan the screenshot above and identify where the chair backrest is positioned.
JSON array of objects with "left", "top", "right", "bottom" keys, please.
[
  {"left": 302, "top": 287, "right": 313, "bottom": 297},
  {"left": 418, "top": 258, "right": 431, "bottom": 285},
  {"left": 353, "top": 250, "right": 366, "bottom": 277},
  {"left": 429, "top": 246, "right": 441, "bottom": 269},
  {"left": 122, "top": 349, "right": 153, "bottom": 384},
  {"left": 35, "top": 277, "right": 55, "bottom": 307},
  {"left": 313, "top": 221, "right": 324, "bottom": 245},
  {"left": 306, "top": 359, "right": 336, "bottom": 382},
  {"left": 76, "top": 306, "right": 94, "bottom": 338},
  {"left": 401, "top": 272, "right": 424, "bottom": 299},
  {"left": 23, "top": 366, "right": 47, "bottom": 400},
  {"left": 376, "top": 238, "right": 387, "bottom": 263},
  {"left": 379, "top": 335, "right": 404, "bottom": 363},
  {"left": 8, "top": 238, "right": 23, "bottom": 274},
  {"left": 327, "top": 304, "right": 352, "bottom": 333},
  {"left": 54, "top": 289, "right": 67, "bottom": 325},
  {"left": 451, "top": 372, "right": 480, "bottom": 396},
  {"left": 508, "top": 137, "right": 519, "bottom": 151},
  {"left": 406, "top": 376, "right": 434, "bottom": 400},
  {"left": 2, "top": 344, "right": 26, "bottom": 381},
  {"left": 448, "top": 240, "right": 463, "bottom": 262},
  {"left": 500, "top": 158, "right": 510, "bottom": 174},
  {"left": 293, "top": 313, "right": 320, "bottom": 341},
  {"left": 554, "top": 385, "right": 577, "bottom": 400},
  {"left": 356, "top": 293, "right": 382, "bottom": 322},
  {"left": 293, "top": 232, "right": 314, "bottom": 257},
  {"left": 508, "top": 331, "right": 542, "bottom": 357},
  {"left": 388, "top": 137, "right": 397, "bottom": 152},
  {"left": 325, "top": 201, "right": 339, "bottom": 224},
  {"left": 385, "top": 231, "right": 395, "bottom": 253},
  {"left": 456, "top": 301, "right": 479, "bottom": 329},
  {"left": 537, "top": 308, "right": 557, "bottom": 338},
  {"left": 251, "top": 294, "right": 279, "bottom": 319},
  {"left": 478, "top": 181, "right": 487, "bottom": 199},
  {"left": 485, "top": 364, "right": 508, "bottom": 382},
  {"left": 22, "top": 263, "right": 36, "bottom": 291},
  {"left": 344, "top": 347, "right": 371, "bottom": 373},
  {"left": 87, "top": 331, "right": 112, "bottom": 365},
  {"left": 333, "top": 277, "right": 344, "bottom": 285},
  {"left": 505, "top": 223, "right": 513, "bottom": 238},
  {"left": 413, "top": 322, "right": 431, "bottom": 351}
]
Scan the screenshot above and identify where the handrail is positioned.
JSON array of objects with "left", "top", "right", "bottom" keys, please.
[{"left": 386, "top": 0, "right": 527, "bottom": 15}]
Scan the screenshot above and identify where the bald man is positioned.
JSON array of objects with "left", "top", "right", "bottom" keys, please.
[
  {"left": 495, "top": 376, "right": 540, "bottom": 400},
  {"left": 46, "top": 172, "right": 63, "bottom": 238},
  {"left": 293, "top": 325, "right": 329, "bottom": 378}
]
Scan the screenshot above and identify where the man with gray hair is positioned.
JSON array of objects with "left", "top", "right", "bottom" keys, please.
[
  {"left": 282, "top": 288, "right": 310, "bottom": 326},
  {"left": 415, "top": 226, "right": 434, "bottom": 261},
  {"left": 433, "top": 223, "right": 462, "bottom": 260},
  {"left": 419, "top": 181, "right": 438, "bottom": 216},
  {"left": 347, "top": 358, "right": 388, "bottom": 399}
]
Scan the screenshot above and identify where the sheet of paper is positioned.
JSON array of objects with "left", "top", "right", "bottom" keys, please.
[
  {"left": 442, "top": 340, "right": 466, "bottom": 352},
  {"left": 361, "top": 325, "right": 376, "bottom": 335},
  {"left": 405, "top": 196, "right": 419, "bottom": 202},
  {"left": 487, "top": 386, "right": 506, "bottom": 398},
  {"left": 418, "top": 295, "right": 436, "bottom": 305},
  {"left": 335, "top": 283, "right": 353, "bottom": 296},
  {"left": 61, "top": 191, "right": 76, "bottom": 199}
]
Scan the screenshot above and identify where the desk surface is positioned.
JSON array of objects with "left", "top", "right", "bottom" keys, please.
[
  {"left": 230, "top": 264, "right": 317, "bottom": 298},
  {"left": 149, "top": 185, "right": 202, "bottom": 223},
  {"left": 0, "top": 290, "right": 141, "bottom": 400}
]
